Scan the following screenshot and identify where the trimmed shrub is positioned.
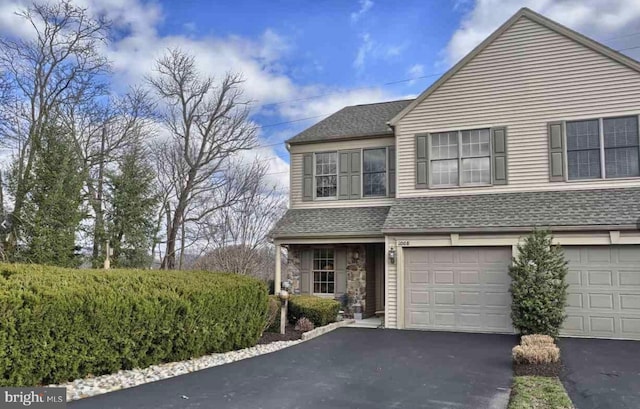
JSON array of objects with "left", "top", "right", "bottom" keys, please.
[
  {"left": 294, "top": 317, "right": 314, "bottom": 332},
  {"left": 0, "top": 263, "right": 268, "bottom": 386},
  {"left": 288, "top": 295, "right": 340, "bottom": 327},
  {"left": 264, "top": 295, "right": 281, "bottom": 333},
  {"left": 521, "top": 334, "right": 555, "bottom": 347},
  {"left": 512, "top": 345, "right": 560, "bottom": 365},
  {"left": 509, "top": 230, "right": 569, "bottom": 337}
]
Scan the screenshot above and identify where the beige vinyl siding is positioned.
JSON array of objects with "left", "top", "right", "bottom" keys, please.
[
  {"left": 385, "top": 236, "right": 398, "bottom": 328},
  {"left": 290, "top": 137, "right": 396, "bottom": 208},
  {"left": 396, "top": 16, "right": 640, "bottom": 198}
]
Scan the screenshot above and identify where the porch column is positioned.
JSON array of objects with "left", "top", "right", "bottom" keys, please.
[{"left": 274, "top": 242, "right": 282, "bottom": 294}]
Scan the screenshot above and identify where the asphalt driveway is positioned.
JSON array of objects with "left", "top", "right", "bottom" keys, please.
[
  {"left": 70, "top": 328, "right": 516, "bottom": 409},
  {"left": 560, "top": 338, "right": 640, "bottom": 409}
]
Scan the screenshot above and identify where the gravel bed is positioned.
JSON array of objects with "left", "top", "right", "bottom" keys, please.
[{"left": 49, "top": 340, "right": 301, "bottom": 401}]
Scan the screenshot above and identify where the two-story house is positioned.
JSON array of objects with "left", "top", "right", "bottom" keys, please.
[{"left": 270, "top": 8, "right": 640, "bottom": 340}]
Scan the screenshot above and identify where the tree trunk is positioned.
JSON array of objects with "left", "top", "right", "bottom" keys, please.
[
  {"left": 178, "top": 220, "right": 186, "bottom": 270},
  {"left": 161, "top": 203, "right": 173, "bottom": 270},
  {"left": 91, "top": 127, "right": 107, "bottom": 267}
]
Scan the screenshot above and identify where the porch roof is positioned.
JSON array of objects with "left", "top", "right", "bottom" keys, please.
[{"left": 270, "top": 206, "right": 390, "bottom": 239}]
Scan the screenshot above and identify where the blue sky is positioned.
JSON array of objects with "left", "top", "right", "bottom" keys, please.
[
  {"left": 3, "top": 0, "right": 640, "bottom": 189},
  {"left": 159, "top": 0, "right": 456, "bottom": 88}
]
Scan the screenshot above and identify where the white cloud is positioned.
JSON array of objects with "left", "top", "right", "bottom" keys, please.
[
  {"left": 183, "top": 22, "right": 197, "bottom": 32},
  {"left": 443, "top": 0, "right": 640, "bottom": 66},
  {"left": 0, "top": 0, "right": 411, "bottom": 187},
  {"left": 278, "top": 86, "right": 401, "bottom": 120},
  {"left": 407, "top": 63, "right": 425, "bottom": 78},
  {"left": 353, "top": 32, "right": 407, "bottom": 70},
  {"left": 351, "top": 0, "right": 374, "bottom": 23},
  {"left": 353, "top": 32, "right": 374, "bottom": 70}
]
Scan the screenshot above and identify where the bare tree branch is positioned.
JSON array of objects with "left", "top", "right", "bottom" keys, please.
[{"left": 147, "top": 48, "right": 257, "bottom": 269}]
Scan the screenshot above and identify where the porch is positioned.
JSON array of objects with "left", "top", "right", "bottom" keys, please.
[{"left": 274, "top": 242, "right": 386, "bottom": 320}]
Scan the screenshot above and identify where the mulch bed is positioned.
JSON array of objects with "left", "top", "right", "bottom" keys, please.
[
  {"left": 513, "top": 361, "right": 563, "bottom": 377},
  {"left": 257, "top": 325, "right": 303, "bottom": 344}
]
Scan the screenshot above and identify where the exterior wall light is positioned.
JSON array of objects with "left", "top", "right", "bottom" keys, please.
[{"left": 388, "top": 247, "right": 396, "bottom": 265}]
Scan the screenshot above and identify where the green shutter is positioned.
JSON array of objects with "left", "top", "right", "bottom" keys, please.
[
  {"left": 338, "top": 150, "right": 361, "bottom": 200},
  {"left": 335, "top": 247, "right": 347, "bottom": 295},
  {"left": 388, "top": 146, "right": 396, "bottom": 196},
  {"left": 302, "top": 153, "right": 313, "bottom": 201},
  {"left": 300, "top": 249, "right": 312, "bottom": 294},
  {"left": 548, "top": 122, "right": 565, "bottom": 182},
  {"left": 338, "top": 151, "right": 350, "bottom": 199},
  {"left": 350, "top": 151, "right": 361, "bottom": 199},
  {"left": 416, "top": 134, "right": 428, "bottom": 189},
  {"left": 492, "top": 127, "right": 508, "bottom": 185}
]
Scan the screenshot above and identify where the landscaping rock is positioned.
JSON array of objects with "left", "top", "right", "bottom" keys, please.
[{"left": 49, "top": 340, "right": 301, "bottom": 401}]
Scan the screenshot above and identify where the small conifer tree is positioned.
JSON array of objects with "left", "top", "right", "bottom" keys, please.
[{"left": 509, "top": 229, "right": 569, "bottom": 337}]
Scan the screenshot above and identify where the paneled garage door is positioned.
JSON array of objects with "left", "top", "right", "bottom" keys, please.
[
  {"left": 563, "top": 246, "right": 640, "bottom": 340},
  {"left": 404, "top": 247, "right": 513, "bottom": 333}
]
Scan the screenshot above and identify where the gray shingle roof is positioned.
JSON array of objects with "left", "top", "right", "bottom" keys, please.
[
  {"left": 383, "top": 188, "right": 640, "bottom": 233},
  {"left": 270, "top": 206, "right": 390, "bottom": 239},
  {"left": 286, "top": 99, "right": 413, "bottom": 145}
]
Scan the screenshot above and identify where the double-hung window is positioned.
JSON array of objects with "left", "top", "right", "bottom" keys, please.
[
  {"left": 313, "top": 248, "right": 334, "bottom": 294},
  {"left": 430, "top": 128, "right": 491, "bottom": 187},
  {"left": 604, "top": 116, "right": 640, "bottom": 178},
  {"left": 566, "top": 116, "right": 639, "bottom": 180},
  {"left": 363, "top": 148, "right": 387, "bottom": 196},
  {"left": 430, "top": 132, "right": 459, "bottom": 186},
  {"left": 566, "top": 119, "right": 601, "bottom": 180},
  {"left": 315, "top": 152, "right": 337, "bottom": 198}
]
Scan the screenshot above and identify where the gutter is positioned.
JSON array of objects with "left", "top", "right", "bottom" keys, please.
[
  {"left": 286, "top": 131, "right": 394, "bottom": 147},
  {"left": 381, "top": 224, "right": 640, "bottom": 235},
  {"left": 270, "top": 231, "right": 385, "bottom": 240}
]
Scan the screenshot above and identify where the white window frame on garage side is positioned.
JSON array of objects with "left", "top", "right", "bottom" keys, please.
[
  {"left": 428, "top": 128, "right": 493, "bottom": 188},
  {"left": 564, "top": 115, "right": 640, "bottom": 181}
]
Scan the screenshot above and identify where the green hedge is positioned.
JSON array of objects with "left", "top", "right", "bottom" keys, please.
[
  {"left": 265, "top": 295, "right": 281, "bottom": 333},
  {"left": 0, "top": 263, "right": 268, "bottom": 386},
  {"left": 288, "top": 295, "right": 340, "bottom": 327}
]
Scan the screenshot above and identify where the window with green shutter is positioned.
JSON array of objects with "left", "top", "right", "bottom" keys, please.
[
  {"left": 554, "top": 115, "right": 640, "bottom": 182},
  {"left": 416, "top": 127, "right": 508, "bottom": 188}
]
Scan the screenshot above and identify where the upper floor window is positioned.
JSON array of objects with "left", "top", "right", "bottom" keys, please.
[
  {"left": 315, "top": 152, "right": 337, "bottom": 198},
  {"left": 363, "top": 148, "right": 387, "bottom": 196},
  {"left": 430, "top": 128, "right": 491, "bottom": 187},
  {"left": 566, "top": 116, "right": 639, "bottom": 180},
  {"left": 304, "top": 147, "right": 394, "bottom": 201}
]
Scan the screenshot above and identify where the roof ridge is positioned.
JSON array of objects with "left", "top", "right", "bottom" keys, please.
[{"left": 389, "top": 7, "right": 640, "bottom": 126}]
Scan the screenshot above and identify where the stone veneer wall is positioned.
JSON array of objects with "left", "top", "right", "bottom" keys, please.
[
  {"left": 285, "top": 244, "right": 369, "bottom": 316},
  {"left": 285, "top": 246, "right": 301, "bottom": 294}
]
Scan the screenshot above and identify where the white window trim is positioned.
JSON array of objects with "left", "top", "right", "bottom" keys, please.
[
  {"left": 310, "top": 146, "right": 395, "bottom": 201},
  {"left": 312, "top": 248, "right": 335, "bottom": 296},
  {"left": 563, "top": 115, "right": 640, "bottom": 182},
  {"left": 313, "top": 151, "right": 338, "bottom": 200},
  {"left": 428, "top": 128, "right": 493, "bottom": 189}
]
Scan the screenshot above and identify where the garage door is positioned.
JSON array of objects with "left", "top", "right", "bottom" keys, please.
[
  {"left": 563, "top": 246, "right": 640, "bottom": 340},
  {"left": 404, "top": 247, "right": 513, "bottom": 333}
]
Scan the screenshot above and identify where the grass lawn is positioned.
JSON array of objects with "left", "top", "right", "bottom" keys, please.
[{"left": 509, "top": 376, "right": 574, "bottom": 409}]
